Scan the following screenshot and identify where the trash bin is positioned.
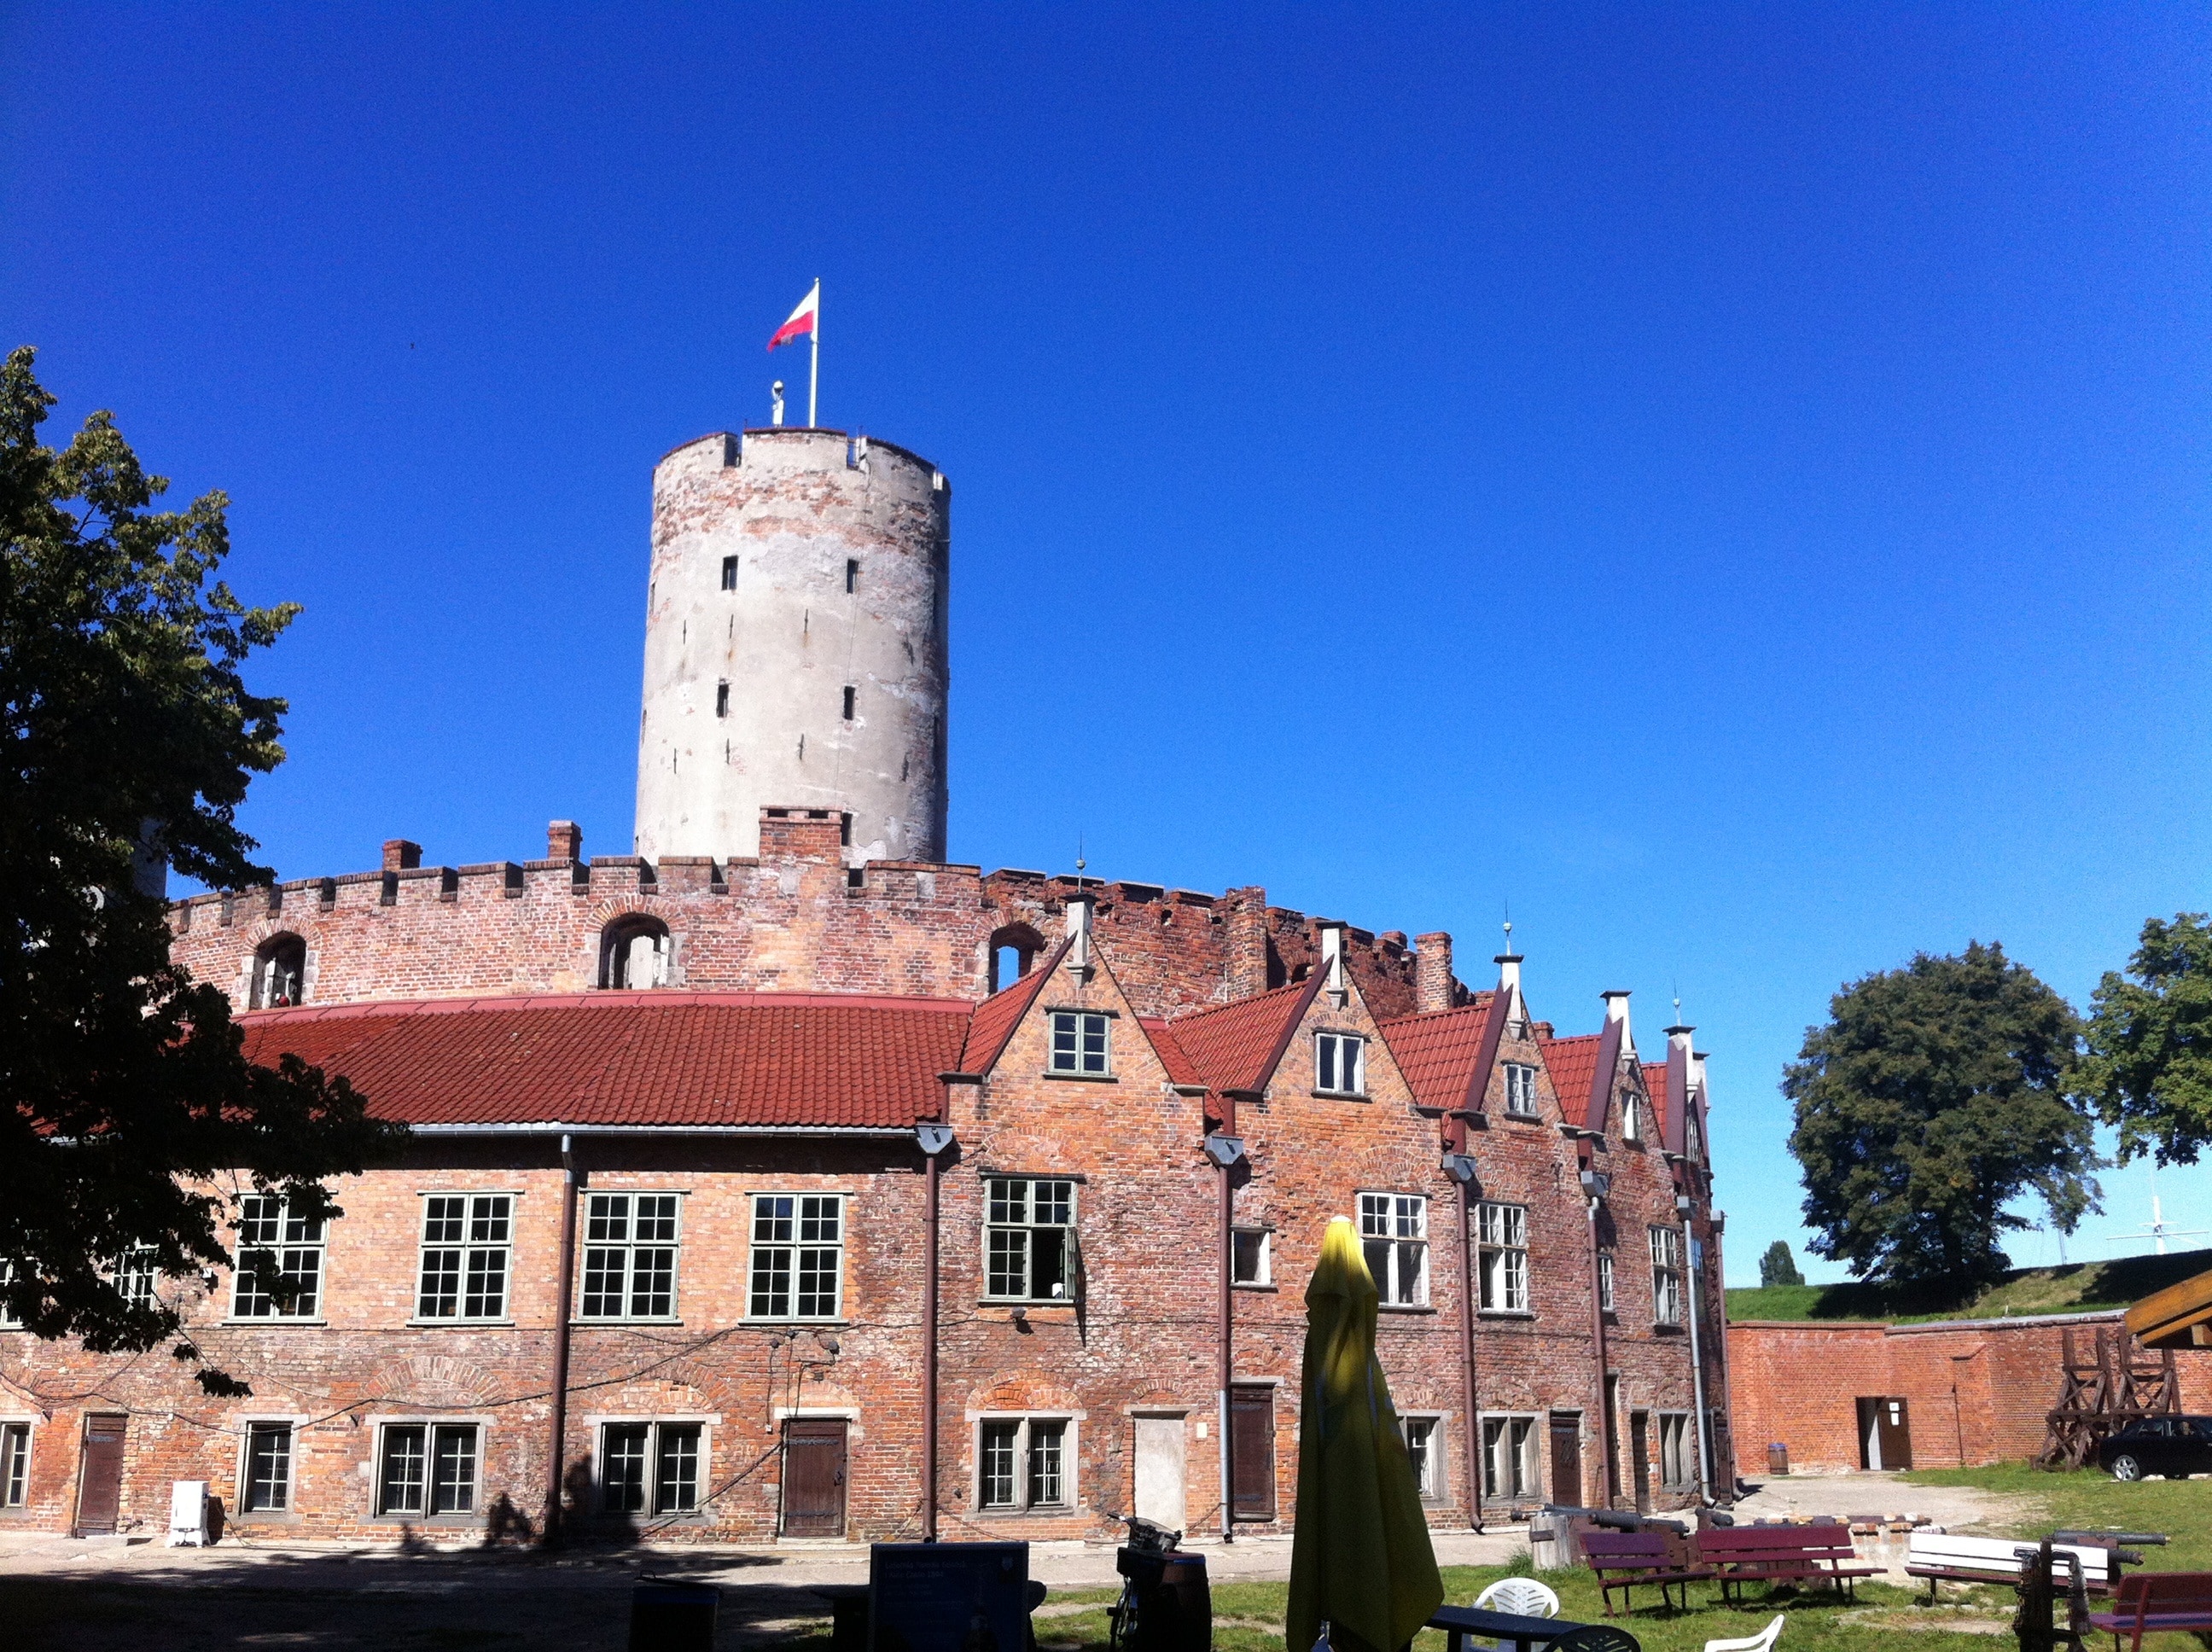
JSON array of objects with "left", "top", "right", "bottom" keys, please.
[
  {"left": 631, "top": 1578, "right": 718, "bottom": 1652},
  {"left": 1767, "top": 1441, "right": 1789, "bottom": 1476},
  {"left": 1115, "top": 1546, "right": 1210, "bottom": 1651}
]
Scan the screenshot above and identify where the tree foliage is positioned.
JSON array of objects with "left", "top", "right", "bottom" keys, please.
[
  {"left": 1, "top": 346, "right": 401, "bottom": 1389},
  {"left": 1784, "top": 940, "right": 2098, "bottom": 1290},
  {"left": 2074, "top": 912, "right": 2212, "bottom": 1169},
  {"left": 1758, "top": 1240, "right": 1804, "bottom": 1288}
]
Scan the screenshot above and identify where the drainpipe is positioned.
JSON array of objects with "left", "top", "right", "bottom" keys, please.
[
  {"left": 1678, "top": 1194, "right": 1713, "bottom": 1503},
  {"left": 1581, "top": 1166, "right": 1612, "bottom": 1509},
  {"left": 1204, "top": 1120, "right": 1246, "bottom": 1544},
  {"left": 1708, "top": 1207, "right": 1736, "bottom": 1499},
  {"left": 917, "top": 1121, "right": 956, "bottom": 1542},
  {"left": 1446, "top": 1153, "right": 1481, "bottom": 1529},
  {"left": 543, "top": 1132, "right": 579, "bottom": 1544}
]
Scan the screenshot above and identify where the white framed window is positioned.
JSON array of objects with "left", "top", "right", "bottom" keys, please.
[
  {"left": 1359, "top": 1193, "right": 1428, "bottom": 1306},
  {"left": 579, "top": 1193, "right": 681, "bottom": 1320},
  {"left": 1658, "top": 1413, "right": 1693, "bottom": 1487},
  {"left": 417, "top": 1195, "right": 513, "bottom": 1321},
  {"left": 1481, "top": 1415, "right": 1540, "bottom": 1500},
  {"left": 1598, "top": 1250, "right": 1615, "bottom": 1313},
  {"left": 376, "top": 1422, "right": 480, "bottom": 1517},
  {"left": 230, "top": 1195, "right": 327, "bottom": 1320},
  {"left": 0, "top": 1423, "right": 29, "bottom": 1507},
  {"left": 1503, "top": 1062, "right": 1538, "bottom": 1117},
  {"left": 114, "top": 1248, "right": 158, "bottom": 1307},
  {"left": 599, "top": 1421, "right": 704, "bottom": 1515},
  {"left": 1650, "top": 1226, "right": 1684, "bottom": 1327},
  {"left": 1476, "top": 1201, "right": 1529, "bottom": 1313},
  {"left": 1315, "top": 1032, "right": 1366, "bottom": 1096},
  {"left": 0, "top": 1263, "right": 18, "bottom": 1329},
  {"left": 1686, "top": 1109, "right": 1705, "bottom": 1162},
  {"left": 1231, "top": 1228, "right": 1271, "bottom": 1287},
  {"left": 976, "top": 1416, "right": 1073, "bottom": 1511},
  {"left": 1047, "top": 1010, "right": 1110, "bottom": 1076},
  {"left": 1621, "top": 1092, "right": 1644, "bottom": 1143},
  {"left": 1400, "top": 1416, "right": 1441, "bottom": 1499},
  {"left": 242, "top": 1422, "right": 294, "bottom": 1513},
  {"left": 748, "top": 1194, "right": 844, "bottom": 1320},
  {"left": 986, "top": 1178, "right": 1076, "bottom": 1301}
]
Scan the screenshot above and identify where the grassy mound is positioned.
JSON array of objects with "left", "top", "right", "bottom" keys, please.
[{"left": 1726, "top": 1246, "right": 2212, "bottom": 1324}]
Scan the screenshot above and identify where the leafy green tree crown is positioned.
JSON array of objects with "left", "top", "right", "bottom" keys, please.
[
  {"left": 1784, "top": 940, "right": 2098, "bottom": 1292},
  {"left": 2074, "top": 912, "right": 2212, "bottom": 1168},
  {"left": 1, "top": 345, "right": 402, "bottom": 1392},
  {"left": 1758, "top": 1240, "right": 1805, "bottom": 1288}
]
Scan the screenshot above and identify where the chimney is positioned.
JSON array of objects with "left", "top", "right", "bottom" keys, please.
[
  {"left": 1065, "top": 890, "right": 1095, "bottom": 981},
  {"left": 1664, "top": 1021, "right": 1693, "bottom": 1155},
  {"left": 547, "top": 820, "right": 583, "bottom": 862},
  {"left": 1318, "top": 921, "right": 1348, "bottom": 1008},
  {"left": 1414, "top": 932, "right": 1454, "bottom": 1013},
  {"left": 382, "top": 839, "right": 422, "bottom": 873},
  {"left": 1225, "top": 887, "right": 1269, "bottom": 998}
]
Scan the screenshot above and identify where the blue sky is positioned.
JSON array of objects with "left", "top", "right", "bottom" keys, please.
[{"left": 6, "top": 6, "right": 2208, "bottom": 1283}]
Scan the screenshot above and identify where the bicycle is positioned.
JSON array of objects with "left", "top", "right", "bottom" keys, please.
[{"left": 1106, "top": 1514, "right": 1182, "bottom": 1651}]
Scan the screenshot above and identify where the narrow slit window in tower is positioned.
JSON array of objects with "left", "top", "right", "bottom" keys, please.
[
  {"left": 841, "top": 686, "right": 856, "bottom": 721},
  {"left": 720, "top": 556, "right": 738, "bottom": 590},
  {"left": 845, "top": 558, "right": 858, "bottom": 593},
  {"left": 715, "top": 682, "right": 730, "bottom": 718}
]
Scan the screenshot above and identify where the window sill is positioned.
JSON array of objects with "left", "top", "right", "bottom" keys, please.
[
  {"left": 1377, "top": 1304, "right": 1438, "bottom": 1315},
  {"left": 370, "top": 1515, "right": 486, "bottom": 1528},
  {"left": 1041, "top": 1071, "right": 1117, "bottom": 1083},
  {"left": 1651, "top": 1323, "right": 1686, "bottom": 1335},
  {"left": 980, "top": 1302, "right": 1076, "bottom": 1321},
  {"left": 223, "top": 1318, "right": 327, "bottom": 1327},
  {"left": 1478, "top": 1309, "right": 1536, "bottom": 1320},
  {"left": 406, "top": 1319, "right": 515, "bottom": 1329},
  {"left": 571, "top": 1318, "right": 684, "bottom": 1328},
  {"left": 1231, "top": 1282, "right": 1278, "bottom": 1293},
  {"left": 1500, "top": 1112, "right": 1543, "bottom": 1125},
  {"left": 744, "top": 1318, "right": 850, "bottom": 1328},
  {"left": 1312, "top": 1089, "right": 1369, "bottom": 1102},
  {"left": 232, "top": 1509, "right": 303, "bottom": 1523},
  {"left": 970, "top": 1504, "right": 1075, "bottom": 1518}
]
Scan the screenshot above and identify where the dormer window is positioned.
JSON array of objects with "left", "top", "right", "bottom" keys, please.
[
  {"left": 600, "top": 916, "right": 671, "bottom": 990},
  {"left": 251, "top": 934, "right": 306, "bottom": 1009},
  {"left": 1503, "top": 1062, "right": 1538, "bottom": 1117},
  {"left": 1315, "top": 1032, "right": 1366, "bottom": 1096}
]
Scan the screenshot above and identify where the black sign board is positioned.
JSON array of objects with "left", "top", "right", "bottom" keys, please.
[{"left": 868, "top": 1541, "right": 1030, "bottom": 1652}]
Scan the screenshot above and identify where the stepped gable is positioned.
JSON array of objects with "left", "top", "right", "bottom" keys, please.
[
  {"left": 237, "top": 992, "right": 970, "bottom": 1129},
  {"left": 1539, "top": 1032, "right": 1603, "bottom": 1128},
  {"left": 958, "top": 935, "right": 1074, "bottom": 1075}
]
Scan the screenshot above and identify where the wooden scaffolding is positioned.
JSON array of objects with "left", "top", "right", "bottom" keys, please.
[{"left": 2035, "top": 1323, "right": 2179, "bottom": 1470}]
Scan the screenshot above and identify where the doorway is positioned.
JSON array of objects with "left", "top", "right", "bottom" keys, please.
[
  {"left": 1548, "top": 1412, "right": 1583, "bottom": 1507},
  {"left": 1855, "top": 1397, "right": 1912, "bottom": 1470},
  {"left": 1132, "top": 1415, "right": 1186, "bottom": 1531},
  {"left": 75, "top": 1414, "right": 127, "bottom": 1536},
  {"left": 1629, "top": 1411, "right": 1651, "bottom": 1513},
  {"left": 1230, "top": 1386, "right": 1276, "bottom": 1521},
  {"left": 780, "top": 1417, "right": 847, "bottom": 1537}
]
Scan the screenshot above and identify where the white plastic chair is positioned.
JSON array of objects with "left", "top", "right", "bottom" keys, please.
[
  {"left": 1703, "top": 1613, "right": 1785, "bottom": 1652},
  {"left": 1473, "top": 1576, "right": 1561, "bottom": 1619}
]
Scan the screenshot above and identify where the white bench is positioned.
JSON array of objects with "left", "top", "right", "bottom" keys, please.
[{"left": 1906, "top": 1532, "right": 2116, "bottom": 1598}]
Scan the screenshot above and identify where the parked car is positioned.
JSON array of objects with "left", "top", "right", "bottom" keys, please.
[{"left": 2098, "top": 1416, "right": 2212, "bottom": 1480}]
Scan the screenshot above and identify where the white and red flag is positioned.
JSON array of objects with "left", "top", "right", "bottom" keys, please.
[{"left": 768, "top": 281, "right": 819, "bottom": 351}]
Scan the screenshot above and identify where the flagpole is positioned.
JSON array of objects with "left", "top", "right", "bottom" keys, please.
[{"left": 807, "top": 278, "right": 820, "bottom": 428}]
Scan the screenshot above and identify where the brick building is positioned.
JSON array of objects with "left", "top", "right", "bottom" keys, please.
[{"left": 0, "top": 424, "right": 1733, "bottom": 1544}]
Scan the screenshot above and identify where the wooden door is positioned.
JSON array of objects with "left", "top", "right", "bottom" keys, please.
[
  {"left": 1548, "top": 1412, "right": 1582, "bottom": 1507},
  {"left": 1877, "top": 1398, "right": 1912, "bottom": 1470},
  {"left": 75, "top": 1415, "right": 126, "bottom": 1535},
  {"left": 1230, "top": 1386, "right": 1275, "bottom": 1520},
  {"left": 781, "top": 1418, "right": 847, "bottom": 1537},
  {"left": 1133, "top": 1416, "right": 1185, "bottom": 1531},
  {"left": 1629, "top": 1412, "right": 1651, "bottom": 1513}
]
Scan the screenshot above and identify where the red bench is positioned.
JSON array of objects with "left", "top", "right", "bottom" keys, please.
[
  {"left": 2087, "top": 1572, "right": 2212, "bottom": 1652},
  {"left": 1696, "top": 1523, "right": 1879, "bottom": 1604},
  {"left": 1580, "top": 1528, "right": 1713, "bottom": 1616}
]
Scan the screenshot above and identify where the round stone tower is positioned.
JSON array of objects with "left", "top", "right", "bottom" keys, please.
[{"left": 634, "top": 428, "right": 950, "bottom": 864}]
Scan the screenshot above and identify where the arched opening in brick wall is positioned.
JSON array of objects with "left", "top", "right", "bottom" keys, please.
[
  {"left": 987, "top": 923, "right": 1045, "bottom": 993},
  {"left": 600, "top": 916, "right": 672, "bottom": 990},
  {"left": 251, "top": 934, "right": 306, "bottom": 1009}
]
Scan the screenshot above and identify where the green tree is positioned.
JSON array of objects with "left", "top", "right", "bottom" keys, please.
[
  {"left": 1, "top": 346, "right": 399, "bottom": 1392},
  {"left": 1784, "top": 940, "right": 2098, "bottom": 1292},
  {"left": 1758, "top": 1240, "right": 1805, "bottom": 1288},
  {"left": 2074, "top": 913, "right": 2212, "bottom": 1168}
]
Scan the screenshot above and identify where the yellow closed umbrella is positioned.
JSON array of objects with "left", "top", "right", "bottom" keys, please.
[{"left": 1286, "top": 1215, "right": 1445, "bottom": 1652}]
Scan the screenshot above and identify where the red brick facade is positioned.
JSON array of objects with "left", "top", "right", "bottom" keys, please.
[{"left": 1, "top": 816, "right": 1731, "bottom": 1544}]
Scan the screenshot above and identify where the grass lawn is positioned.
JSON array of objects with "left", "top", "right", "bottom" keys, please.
[{"left": 762, "top": 1463, "right": 2212, "bottom": 1649}]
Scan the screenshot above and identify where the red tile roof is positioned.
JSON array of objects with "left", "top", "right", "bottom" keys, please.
[
  {"left": 1540, "top": 1033, "right": 1603, "bottom": 1128},
  {"left": 1376, "top": 993, "right": 1497, "bottom": 1113},
  {"left": 238, "top": 992, "right": 971, "bottom": 1130},
  {"left": 1643, "top": 1062, "right": 1670, "bottom": 1140},
  {"left": 958, "top": 936, "right": 1074, "bottom": 1075},
  {"left": 1138, "top": 1018, "right": 1206, "bottom": 1088},
  {"left": 1166, "top": 974, "right": 1324, "bottom": 1095}
]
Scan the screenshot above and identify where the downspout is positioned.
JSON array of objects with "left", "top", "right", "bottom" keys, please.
[
  {"left": 1679, "top": 1195, "right": 1713, "bottom": 1503},
  {"left": 917, "top": 1119, "right": 957, "bottom": 1542},
  {"left": 543, "top": 1132, "right": 579, "bottom": 1544},
  {"left": 1708, "top": 1209, "right": 1737, "bottom": 1499},
  {"left": 1204, "top": 1099, "right": 1246, "bottom": 1545},
  {"left": 1581, "top": 1164, "right": 1613, "bottom": 1509},
  {"left": 1447, "top": 1152, "right": 1481, "bottom": 1529}
]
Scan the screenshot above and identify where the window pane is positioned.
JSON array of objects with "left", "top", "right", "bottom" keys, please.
[
  {"left": 431, "top": 1425, "right": 478, "bottom": 1515},
  {"left": 470, "top": 1196, "right": 511, "bottom": 1244},
  {"left": 1031, "top": 1230, "right": 1068, "bottom": 1300},
  {"left": 423, "top": 1196, "right": 465, "bottom": 1245},
  {"left": 586, "top": 1195, "right": 629, "bottom": 1244},
  {"left": 1028, "top": 1421, "right": 1065, "bottom": 1506},
  {"left": 419, "top": 1248, "right": 461, "bottom": 1318},
  {"left": 603, "top": 1423, "right": 649, "bottom": 1513},
  {"left": 987, "top": 1228, "right": 1027, "bottom": 1299},
  {"left": 656, "top": 1424, "right": 701, "bottom": 1514},
  {"left": 1080, "top": 1015, "right": 1107, "bottom": 1073},
  {"left": 464, "top": 1248, "right": 507, "bottom": 1318},
  {"left": 754, "top": 1195, "right": 794, "bottom": 1244},
  {"left": 988, "top": 1181, "right": 1023, "bottom": 1224},
  {"left": 1346, "top": 1038, "right": 1364, "bottom": 1093},
  {"left": 1050, "top": 1015, "right": 1076, "bottom": 1070},
  {"left": 1232, "top": 1230, "right": 1266, "bottom": 1284},
  {"left": 636, "top": 1195, "right": 679, "bottom": 1243},
  {"left": 0, "top": 1424, "right": 26, "bottom": 1507},
  {"left": 751, "top": 1244, "right": 792, "bottom": 1318},
  {"left": 244, "top": 1423, "right": 291, "bottom": 1512},
  {"left": 581, "top": 1248, "right": 626, "bottom": 1318},
  {"left": 381, "top": 1425, "right": 427, "bottom": 1514},
  {"left": 796, "top": 1247, "right": 841, "bottom": 1318},
  {"left": 1318, "top": 1035, "right": 1337, "bottom": 1092},
  {"left": 799, "top": 1196, "right": 840, "bottom": 1245},
  {"left": 1035, "top": 1182, "right": 1072, "bottom": 1227},
  {"left": 629, "top": 1248, "right": 676, "bottom": 1318},
  {"left": 980, "top": 1422, "right": 1018, "bottom": 1508},
  {"left": 1363, "top": 1238, "right": 1390, "bottom": 1294}
]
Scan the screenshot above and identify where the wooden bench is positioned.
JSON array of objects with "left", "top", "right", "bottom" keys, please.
[
  {"left": 2087, "top": 1572, "right": 2212, "bottom": 1651},
  {"left": 1906, "top": 1532, "right": 2117, "bottom": 1601},
  {"left": 1580, "top": 1528, "right": 1713, "bottom": 1616},
  {"left": 1697, "top": 1523, "right": 1878, "bottom": 1603}
]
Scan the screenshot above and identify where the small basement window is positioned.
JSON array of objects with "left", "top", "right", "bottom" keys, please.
[
  {"left": 841, "top": 685, "right": 856, "bottom": 721},
  {"left": 720, "top": 556, "right": 738, "bottom": 590}
]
